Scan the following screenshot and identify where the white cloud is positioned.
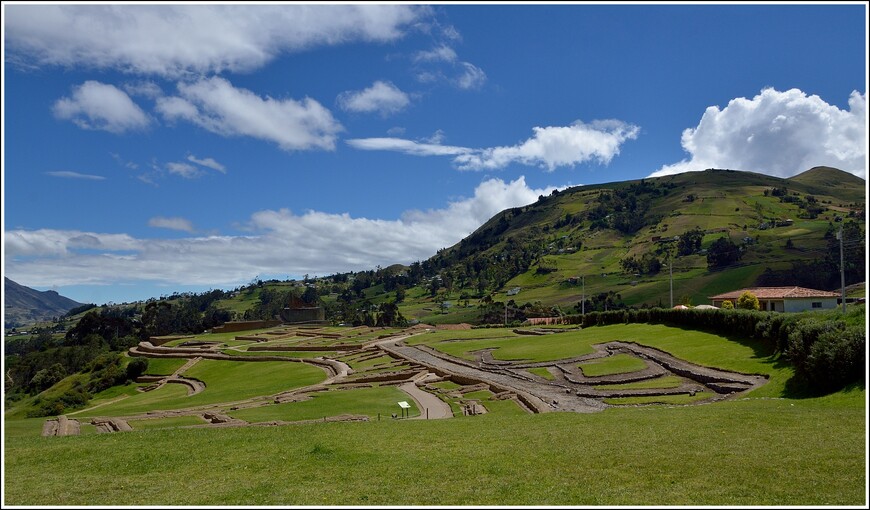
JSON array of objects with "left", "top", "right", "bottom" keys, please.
[
  {"left": 337, "top": 81, "right": 411, "bottom": 116},
  {"left": 166, "top": 162, "right": 201, "bottom": 179},
  {"left": 455, "top": 62, "right": 487, "bottom": 90},
  {"left": 5, "top": 177, "right": 561, "bottom": 288},
  {"left": 187, "top": 154, "right": 226, "bottom": 173},
  {"left": 46, "top": 171, "right": 105, "bottom": 181},
  {"left": 52, "top": 81, "right": 150, "bottom": 133},
  {"left": 411, "top": 43, "right": 486, "bottom": 91},
  {"left": 5, "top": 4, "right": 423, "bottom": 76},
  {"left": 123, "top": 81, "right": 163, "bottom": 99},
  {"left": 650, "top": 88, "right": 867, "bottom": 179},
  {"left": 148, "top": 217, "right": 195, "bottom": 233},
  {"left": 346, "top": 137, "right": 472, "bottom": 157},
  {"left": 413, "top": 45, "right": 457, "bottom": 63},
  {"left": 156, "top": 77, "right": 343, "bottom": 151},
  {"left": 348, "top": 119, "right": 640, "bottom": 171}
]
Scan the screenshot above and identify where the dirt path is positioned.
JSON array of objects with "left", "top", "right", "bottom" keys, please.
[
  {"left": 398, "top": 380, "right": 453, "bottom": 419},
  {"left": 67, "top": 395, "right": 130, "bottom": 416}
]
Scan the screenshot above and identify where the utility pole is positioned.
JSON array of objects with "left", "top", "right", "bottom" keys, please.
[
  {"left": 838, "top": 225, "right": 846, "bottom": 313},
  {"left": 669, "top": 254, "right": 674, "bottom": 308},
  {"left": 504, "top": 302, "right": 508, "bottom": 326},
  {"left": 581, "top": 275, "right": 585, "bottom": 315}
]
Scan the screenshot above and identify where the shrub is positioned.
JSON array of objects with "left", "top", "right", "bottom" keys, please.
[
  {"left": 736, "top": 291, "right": 760, "bottom": 310},
  {"left": 721, "top": 300, "right": 734, "bottom": 309},
  {"left": 126, "top": 358, "right": 149, "bottom": 380}
]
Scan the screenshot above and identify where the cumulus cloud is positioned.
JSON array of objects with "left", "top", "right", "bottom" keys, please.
[
  {"left": 650, "top": 88, "right": 867, "bottom": 179},
  {"left": 156, "top": 77, "right": 343, "bottom": 151},
  {"left": 148, "top": 217, "right": 195, "bottom": 233},
  {"left": 187, "top": 154, "right": 226, "bottom": 173},
  {"left": 52, "top": 81, "right": 150, "bottom": 133},
  {"left": 348, "top": 119, "right": 640, "bottom": 171},
  {"left": 46, "top": 171, "right": 105, "bottom": 181},
  {"left": 5, "top": 177, "right": 561, "bottom": 288},
  {"left": 5, "top": 4, "right": 423, "bottom": 76},
  {"left": 337, "top": 81, "right": 411, "bottom": 116}
]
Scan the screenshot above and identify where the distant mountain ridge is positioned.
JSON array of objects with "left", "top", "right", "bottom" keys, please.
[{"left": 4, "top": 277, "right": 84, "bottom": 327}]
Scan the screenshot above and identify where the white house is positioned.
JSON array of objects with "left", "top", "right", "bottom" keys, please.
[{"left": 709, "top": 286, "right": 840, "bottom": 312}]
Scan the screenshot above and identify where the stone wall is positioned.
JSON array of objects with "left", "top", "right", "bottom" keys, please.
[{"left": 210, "top": 320, "right": 282, "bottom": 334}]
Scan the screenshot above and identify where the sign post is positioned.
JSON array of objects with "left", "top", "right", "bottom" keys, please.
[{"left": 397, "top": 401, "right": 410, "bottom": 419}]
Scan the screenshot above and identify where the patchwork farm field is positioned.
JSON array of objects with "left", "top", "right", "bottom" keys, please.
[{"left": 4, "top": 322, "right": 866, "bottom": 506}]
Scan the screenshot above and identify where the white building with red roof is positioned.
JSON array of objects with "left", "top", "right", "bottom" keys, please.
[{"left": 708, "top": 286, "right": 840, "bottom": 312}]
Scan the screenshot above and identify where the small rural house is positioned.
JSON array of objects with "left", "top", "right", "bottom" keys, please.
[{"left": 708, "top": 286, "right": 840, "bottom": 312}]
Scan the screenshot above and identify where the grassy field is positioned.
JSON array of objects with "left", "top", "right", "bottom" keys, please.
[
  {"left": 578, "top": 353, "right": 649, "bottom": 376},
  {"left": 72, "top": 360, "right": 327, "bottom": 417},
  {"left": 229, "top": 386, "right": 419, "bottom": 422},
  {"left": 4, "top": 386, "right": 863, "bottom": 506},
  {"left": 142, "top": 357, "right": 188, "bottom": 375}
]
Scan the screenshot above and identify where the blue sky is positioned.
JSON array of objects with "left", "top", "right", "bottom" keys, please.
[{"left": 2, "top": 2, "right": 867, "bottom": 305}]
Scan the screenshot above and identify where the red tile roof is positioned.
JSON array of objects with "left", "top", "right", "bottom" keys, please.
[{"left": 709, "top": 286, "right": 841, "bottom": 300}]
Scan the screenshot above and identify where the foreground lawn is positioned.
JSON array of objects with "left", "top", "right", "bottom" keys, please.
[{"left": 4, "top": 386, "right": 864, "bottom": 506}]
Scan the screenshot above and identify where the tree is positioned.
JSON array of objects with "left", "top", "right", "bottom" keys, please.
[
  {"left": 677, "top": 227, "right": 703, "bottom": 256},
  {"left": 706, "top": 237, "right": 742, "bottom": 269},
  {"left": 736, "top": 291, "right": 760, "bottom": 310},
  {"left": 394, "top": 285, "right": 406, "bottom": 303}
]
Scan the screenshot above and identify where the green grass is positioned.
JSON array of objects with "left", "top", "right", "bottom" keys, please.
[
  {"left": 597, "top": 375, "right": 685, "bottom": 390},
  {"left": 420, "top": 332, "right": 596, "bottom": 363},
  {"left": 429, "top": 381, "right": 462, "bottom": 391},
  {"left": 72, "top": 360, "right": 327, "bottom": 417},
  {"left": 229, "top": 386, "right": 419, "bottom": 422},
  {"left": 142, "top": 357, "right": 188, "bottom": 376},
  {"left": 604, "top": 391, "right": 716, "bottom": 405},
  {"left": 4, "top": 386, "right": 863, "bottom": 506},
  {"left": 526, "top": 367, "right": 555, "bottom": 380},
  {"left": 461, "top": 390, "right": 494, "bottom": 400},
  {"left": 578, "top": 353, "right": 648, "bottom": 377},
  {"left": 127, "top": 416, "right": 207, "bottom": 430}
]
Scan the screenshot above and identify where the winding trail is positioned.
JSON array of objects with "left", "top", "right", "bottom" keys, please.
[{"left": 398, "top": 380, "right": 453, "bottom": 419}]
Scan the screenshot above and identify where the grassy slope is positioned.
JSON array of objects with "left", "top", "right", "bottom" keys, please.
[{"left": 391, "top": 168, "right": 864, "bottom": 323}]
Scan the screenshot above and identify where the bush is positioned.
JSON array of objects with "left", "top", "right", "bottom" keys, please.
[
  {"left": 721, "top": 300, "right": 734, "bottom": 309},
  {"left": 26, "top": 387, "right": 91, "bottom": 417},
  {"left": 126, "top": 358, "right": 149, "bottom": 380},
  {"left": 787, "top": 319, "right": 866, "bottom": 392},
  {"left": 736, "top": 291, "right": 760, "bottom": 310}
]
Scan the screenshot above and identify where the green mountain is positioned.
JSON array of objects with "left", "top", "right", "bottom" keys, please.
[
  {"left": 4, "top": 277, "right": 85, "bottom": 327},
  {"left": 393, "top": 167, "right": 865, "bottom": 323}
]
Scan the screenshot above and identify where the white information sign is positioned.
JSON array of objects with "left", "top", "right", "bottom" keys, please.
[{"left": 397, "top": 401, "right": 411, "bottom": 409}]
